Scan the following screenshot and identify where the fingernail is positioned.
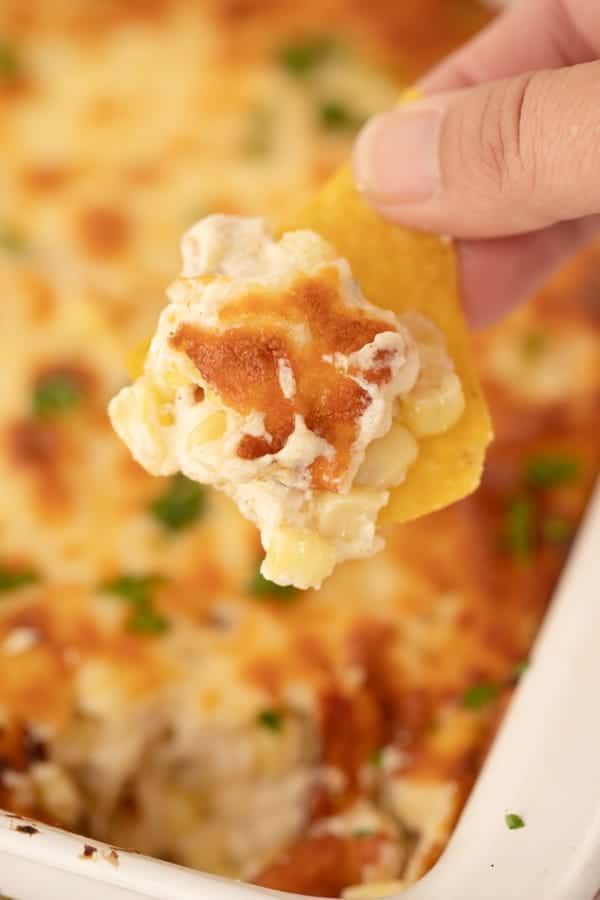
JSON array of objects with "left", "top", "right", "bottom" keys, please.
[{"left": 354, "top": 106, "right": 443, "bottom": 205}]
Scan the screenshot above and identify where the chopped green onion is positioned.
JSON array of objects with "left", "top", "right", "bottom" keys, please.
[
  {"left": 0, "top": 41, "right": 21, "bottom": 80},
  {"left": 0, "top": 566, "right": 38, "bottom": 594},
  {"left": 128, "top": 607, "right": 169, "bottom": 635},
  {"left": 353, "top": 829, "right": 375, "bottom": 839},
  {"left": 505, "top": 813, "right": 525, "bottom": 830},
  {"left": 257, "top": 709, "right": 283, "bottom": 731},
  {"left": 369, "top": 747, "right": 384, "bottom": 767},
  {"left": 525, "top": 454, "right": 581, "bottom": 489},
  {"left": 513, "top": 660, "right": 530, "bottom": 678},
  {"left": 0, "top": 226, "right": 28, "bottom": 254},
  {"left": 277, "top": 36, "right": 334, "bottom": 76},
  {"left": 462, "top": 682, "right": 500, "bottom": 711},
  {"left": 543, "top": 516, "right": 572, "bottom": 544},
  {"left": 103, "top": 574, "right": 169, "bottom": 635},
  {"left": 503, "top": 495, "right": 535, "bottom": 562},
  {"left": 247, "top": 567, "right": 297, "bottom": 600},
  {"left": 150, "top": 475, "right": 207, "bottom": 532},
  {"left": 521, "top": 331, "right": 547, "bottom": 360},
  {"left": 318, "top": 100, "right": 359, "bottom": 131},
  {"left": 33, "top": 374, "right": 82, "bottom": 417},
  {"left": 103, "top": 574, "right": 164, "bottom": 605}
]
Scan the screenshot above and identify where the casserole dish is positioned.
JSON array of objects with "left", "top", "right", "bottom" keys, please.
[
  {"left": 1, "top": 0, "right": 599, "bottom": 897},
  {"left": 1, "top": 479, "right": 599, "bottom": 900}
]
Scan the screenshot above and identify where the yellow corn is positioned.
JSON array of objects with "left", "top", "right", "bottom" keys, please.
[
  {"left": 357, "top": 423, "right": 418, "bottom": 488},
  {"left": 142, "top": 382, "right": 174, "bottom": 427},
  {"left": 162, "top": 366, "right": 192, "bottom": 389},
  {"left": 189, "top": 411, "right": 227, "bottom": 445},
  {"left": 401, "top": 371, "right": 465, "bottom": 438},
  {"left": 263, "top": 527, "right": 336, "bottom": 590},
  {"left": 317, "top": 488, "right": 385, "bottom": 542}
]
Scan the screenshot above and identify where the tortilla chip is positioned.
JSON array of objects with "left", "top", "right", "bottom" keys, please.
[{"left": 282, "top": 165, "right": 492, "bottom": 524}]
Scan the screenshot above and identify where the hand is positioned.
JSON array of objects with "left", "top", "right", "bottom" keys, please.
[{"left": 353, "top": 0, "right": 600, "bottom": 327}]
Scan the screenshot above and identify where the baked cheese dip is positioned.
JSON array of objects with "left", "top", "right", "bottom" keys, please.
[{"left": 110, "top": 215, "right": 465, "bottom": 588}]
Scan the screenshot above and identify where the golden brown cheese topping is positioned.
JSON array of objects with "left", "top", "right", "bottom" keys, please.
[
  {"left": 172, "top": 268, "right": 395, "bottom": 490},
  {"left": 74, "top": 206, "right": 131, "bottom": 259}
]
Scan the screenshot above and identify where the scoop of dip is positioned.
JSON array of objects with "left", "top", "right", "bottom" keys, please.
[{"left": 109, "top": 215, "right": 465, "bottom": 589}]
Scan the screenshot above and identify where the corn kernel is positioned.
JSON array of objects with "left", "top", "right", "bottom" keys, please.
[
  {"left": 158, "top": 409, "right": 175, "bottom": 427},
  {"left": 188, "top": 411, "right": 227, "bottom": 446},
  {"left": 280, "top": 231, "right": 336, "bottom": 270},
  {"left": 108, "top": 378, "right": 173, "bottom": 475},
  {"left": 158, "top": 349, "right": 201, "bottom": 390},
  {"left": 162, "top": 367, "right": 191, "bottom": 389},
  {"left": 317, "top": 488, "right": 386, "bottom": 543},
  {"left": 203, "top": 388, "right": 221, "bottom": 406},
  {"left": 356, "top": 424, "right": 418, "bottom": 488},
  {"left": 401, "top": 371, "right": 465, "bottom": 438},
  {"left": 144, "top": 383, "right": 174, "bottom": 427},
  {"left": 263, "top": 527, "right": 336, "bottom": 590},
  {"left": 126, "top": 338, "right": 151, "bottom": 381}
]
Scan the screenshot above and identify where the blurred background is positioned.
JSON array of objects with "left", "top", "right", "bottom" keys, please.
[{"left": 0, "top": 1, "right": 598, "bottom": 897}]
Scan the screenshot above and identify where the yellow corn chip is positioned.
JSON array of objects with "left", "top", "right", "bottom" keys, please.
[
  {"left": 126, "top": 337, "right": 151, "bottom": 381},
  {"left": 282, "top": 165, "right": 492, "bottom": 524}
]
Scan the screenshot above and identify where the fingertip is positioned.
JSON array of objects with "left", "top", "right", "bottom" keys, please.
[
  {"left": 353, "top": 106, "right": 443, "bottom": 209},
  {"left": 353, "top": 113, "right": 385, "bottom": 196}
]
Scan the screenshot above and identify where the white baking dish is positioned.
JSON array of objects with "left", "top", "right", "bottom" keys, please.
[{"left": 2, "top": 480, "right": 599, "bottom": 900}]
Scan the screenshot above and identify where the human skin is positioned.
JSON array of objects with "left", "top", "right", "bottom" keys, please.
[{"left": 353, "top": 0, "right": 600, "bottom": 327}]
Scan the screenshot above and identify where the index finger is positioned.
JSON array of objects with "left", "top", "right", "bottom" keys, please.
[{"left": 420, "top": 0, "right": 600, "bottom": 92}]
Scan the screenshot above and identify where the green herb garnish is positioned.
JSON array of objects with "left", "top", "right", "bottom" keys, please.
[
  {"left": 103, "top": 574, "right": 169, "bottom": 635},
  {"left": 104, "top": 574, "right": 164, "bottom": 605},
  {"left": 462, "top": 682, "right": 500, "bottom": 711},
  {"left": 503, "top": 495, "right": 535, "bottom": 562},
  {"left": 543, "top": 517, "right": 572, "bottom": 544},
  {"left": 505, "top": 813, "right": 525, "bottom": 830},
  {"left": 247, "top": 567, "right": 297, "bottom": 600},
  {"left": 0, "top": 566, "right": 38, "bottom": 594},
  {"left": 0, "top": 226, "right": 28, "bottom": 254},
  {"left": 257, "top": 709, "right": 283, "bottom": 731},
  {"left": 525, "top": 455, "right": 581, "bottom": 489},
  {"left": 0, "top": 41, "right": 21, "bottom": 80},
  {"left": 353, "top": 829, "right": 374, "bottom": 839},
  {"left": 318, "top": 100, "right": 360, "bottom": 131},
  {"left": 150, "top": 475, "right": 207, "bottom": 532},
  {"left": 277, "top": 36, "right": 334, "bottom": 76},
  {"left": 33, "top": 374, "right": 82, "bottom": 417},
  {"left": 128, "top": 606, "right": 169, "bottom": 634},
  {"left": 513, "top": 660, "right": 530, "bottom": 678},
  {"left": 369, "top": 747, "right": 384, "bottom": 767}
]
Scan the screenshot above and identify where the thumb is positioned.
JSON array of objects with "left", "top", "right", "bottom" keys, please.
[{"left": 353, "top": 61, "right": 600, "bottom": 239}]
